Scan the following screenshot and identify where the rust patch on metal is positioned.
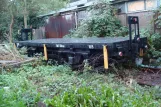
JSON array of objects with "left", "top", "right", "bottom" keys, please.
[{"left": 45, "top": 13, "right": 75, "bottom": 38}]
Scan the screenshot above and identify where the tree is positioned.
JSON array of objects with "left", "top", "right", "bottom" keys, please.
[
  {"left": 0, "top": 0, "right": 14, "bottom": 42},
  {"left": 0, "top": 0, "right": 69, "bottom": 42},
  {"left": 8, "top": 0, "right": 18, "bottom": 43}
]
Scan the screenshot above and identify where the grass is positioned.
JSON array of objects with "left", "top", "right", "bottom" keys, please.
[{"left": 0, "top": 60, "right": 161, "bottom": 107}]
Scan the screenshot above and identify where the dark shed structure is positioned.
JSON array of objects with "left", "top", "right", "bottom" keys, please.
[
  {"left": 37, "top": 1, "right": 93, "bottom": 39},
  {"left": 45, "top": 13, "right": 76, "bottom": 38}
]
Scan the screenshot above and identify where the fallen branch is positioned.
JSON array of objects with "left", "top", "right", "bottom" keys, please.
[{"left": 3, "top": 58, "right": 35, "bottom": 68}]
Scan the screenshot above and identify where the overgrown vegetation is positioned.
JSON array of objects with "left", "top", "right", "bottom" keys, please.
[
  {"left": 66, "top": 0, "right": 128, "bottom": 38},
  {"left": 0, "top": 61, "right": 161, "bottom": 107},
  {"left": 46, "top": 85, "right": 160, "bottom": 107},
  {"left": 141, "top": 28, "right": 161, "bottom": 65},
  {"left": 138, "top": 6, "right": 161, "bottom": 66},
  {"left": 0, "top": 44, "right": 27, "bottom": 61}
]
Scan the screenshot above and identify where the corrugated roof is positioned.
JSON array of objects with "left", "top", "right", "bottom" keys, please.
[
  {"left": 37, "top": 1, "right": 94, "bottom": 18},
  {"left": 37, "top": 0, "right": 130, "bottom": 18}
]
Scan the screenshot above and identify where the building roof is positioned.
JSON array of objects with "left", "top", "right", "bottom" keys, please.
[
  {"left": 37, "top": 0, "right": 131, "bottom": 18},
  {"left": 37, "top": 1, "right": 94, "bottom": 18}
]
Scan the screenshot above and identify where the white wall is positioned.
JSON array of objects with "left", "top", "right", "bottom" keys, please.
[{"left": 114, "top": 0, "right": 159, "bottom": 14}]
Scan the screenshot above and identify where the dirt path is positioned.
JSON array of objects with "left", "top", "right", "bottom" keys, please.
[{"left": 136, "top": 69, "right": 161, "bottom": 86}]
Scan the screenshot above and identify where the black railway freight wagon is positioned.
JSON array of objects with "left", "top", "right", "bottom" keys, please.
[{"left": 15, "top": 16, "right": 148, "bottom": 69}]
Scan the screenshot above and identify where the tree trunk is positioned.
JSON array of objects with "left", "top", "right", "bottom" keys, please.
[
  {"left": 24, "top": 14, "right": 27, "bottom": 28},
  {"left": 9, "top": 14, "right": 14, "bottom": 43},
  {"left": 24, "top": 0, "right": 27, "bottom": 28}
]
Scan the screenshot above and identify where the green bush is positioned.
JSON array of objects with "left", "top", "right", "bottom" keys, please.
[
  {"left": 150, "top": 33, "right": 161, "bottom": 50},
  {"left": 140, "top": 29, "right": 161, "bottom": 59},
  {"left": 66, "top": 0, "right": 128, "bottom": 38}
]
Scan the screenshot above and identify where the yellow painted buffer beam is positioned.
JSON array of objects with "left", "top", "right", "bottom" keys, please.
[
  {"left": 103, "top": 45, "right": 108, "bottom": 69},
  {"left": 14, "top": 43, "right": 17, "bottom": 50},
  {"left": 43, "top": 44, "right": 48, "bottom": 60},
  {"left": 139, "top": 48, "right": 143, "bottom": 57}
]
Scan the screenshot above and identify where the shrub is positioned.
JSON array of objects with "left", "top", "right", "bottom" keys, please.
[
  {"left": 66, "top": 0, "right": 128, "bottom": 38},
  {"left": 140, "top": 29, "right": 161, "bottom": 60}
]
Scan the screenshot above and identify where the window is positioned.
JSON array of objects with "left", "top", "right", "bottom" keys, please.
[
  {"left": 78, "top": 11, "right": 87, "bottom": 21},
  {"left": 115, "top": 3, "right": 126, "bottom": 13}
]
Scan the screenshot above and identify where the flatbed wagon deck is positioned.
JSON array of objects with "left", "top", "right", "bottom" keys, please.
[
  {"left": 16, "top": 37, "right": 130, "bottom": 44},
  {"left": 15, "top": 37, "right": 132, "bottom": 49}
]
